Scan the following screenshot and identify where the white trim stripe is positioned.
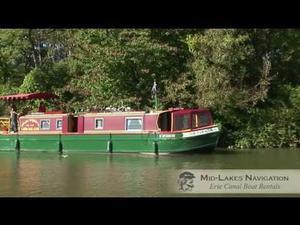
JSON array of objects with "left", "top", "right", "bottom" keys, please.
[{"left": 182, "top": 126, "right": 219, "bottom": 138}]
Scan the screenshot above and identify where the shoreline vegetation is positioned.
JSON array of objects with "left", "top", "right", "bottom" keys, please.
[{"left": 0, "top": 29, "right": 299, "bottom": 149}]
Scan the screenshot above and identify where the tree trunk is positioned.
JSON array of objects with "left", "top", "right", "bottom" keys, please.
[{"left": 28, "top": 29, "right": 38, "bottom": 68}]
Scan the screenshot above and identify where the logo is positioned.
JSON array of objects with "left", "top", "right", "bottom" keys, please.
[{"left": 178, "top": 171, "right": 196, "bottom": 191}]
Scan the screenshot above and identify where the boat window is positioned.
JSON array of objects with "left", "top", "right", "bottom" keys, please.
[
  {"left": 126, "top": 118, "right": 143, "bottom": 131},
  {"left": 40, "top": 119, "right": 50, "bottom": 130},
  {"left": 199, "top": 113, "right": 210, "bottom": 126},
  {"left": 56, "top": 119, "right": 62, "bottom": 130},
  {"left": 192, "top": 112, "right": 210, "bottom": 128},
  {"left": 95, "top": 118, "right": 104, "bottom": 129},
  {"left": 174, "top": 114, "right": 191, "bottom": 131}
]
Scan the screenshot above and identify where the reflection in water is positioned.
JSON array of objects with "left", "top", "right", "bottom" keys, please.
[
  {"left": 16, "top": 151, "right": 20, "bottom": 160},
  {"left": 154, "top": 155, "right": 159, "bottom": 165},
  {"left": 0, "top": 149, "right": 300, "bottom": 196}
]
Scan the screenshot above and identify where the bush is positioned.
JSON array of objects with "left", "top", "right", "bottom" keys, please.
[{"left": 232, "top": 107, "right": 299, "bottom": 149}]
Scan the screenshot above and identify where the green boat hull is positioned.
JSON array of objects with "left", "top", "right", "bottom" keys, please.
[{"left": 0, "top": 128, "right": 220, "bottom": 154}]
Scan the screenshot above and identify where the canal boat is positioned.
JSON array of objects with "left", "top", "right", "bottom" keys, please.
[{"left": 0, "top": 92, "right": 220, "bottom": 154}]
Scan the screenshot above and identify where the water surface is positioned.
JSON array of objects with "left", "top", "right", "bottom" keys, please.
[{"left": 0, "top": 148, "right": 300, "bottom": 196}]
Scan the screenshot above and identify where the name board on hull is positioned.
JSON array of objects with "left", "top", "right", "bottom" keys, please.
[
  {"left": 182, "top": 127, "right": 219, "bottom": 138},
  {"left": 21, "top": 119, "right": 39, "bottom": 131}
]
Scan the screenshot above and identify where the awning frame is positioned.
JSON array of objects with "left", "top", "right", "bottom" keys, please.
[{"left": 0, "top": 92, "right": 59, "bottom": 101}]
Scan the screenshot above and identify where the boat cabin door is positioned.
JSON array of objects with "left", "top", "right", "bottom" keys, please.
[
  {"left": 62, "top": 114, "right": 78, "bottom": 133},
  {"left": 157, "top": 111, "right": 172, "bottom": 132}
]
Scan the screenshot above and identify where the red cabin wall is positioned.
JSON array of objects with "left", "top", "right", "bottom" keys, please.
[
  {"left": 62, "top": 116, "right": 68, "bottom": 133},
  {"left": 50, "top": 118, "right": 57, "bottom": 130},
  {"left": 144, "top": 114, "right": 158, "bottom": 130},
  {"left": 83, "top": 114, "right": 158, "bottom": 132},
  {"left": 77, "top": 116, "right": 85, "bottom": 133},
  {"left": 19, "top": 116, "right": 64, "bottom": 132},
  {"left": 84, "top": 116, "right": 125, "bottom": 131}
]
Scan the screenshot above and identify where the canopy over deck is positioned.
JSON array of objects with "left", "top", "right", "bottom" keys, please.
[{"left": 0, "top": 92, "right": 59, "bottom": 101}]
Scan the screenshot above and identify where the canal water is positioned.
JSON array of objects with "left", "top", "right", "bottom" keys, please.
[{"left": 0, "top": 148, "right": 300, "bottom": 197}]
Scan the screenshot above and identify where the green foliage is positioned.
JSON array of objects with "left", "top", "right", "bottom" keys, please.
[
  {"left": 234, "top": 107, "right": 299, "bottom": 149},
  {"left": 186, "top": 29, "right": 272, "bottom": 111},
  {"left": 186, "top": 29, "right": 300, "bottom": 149},
  {"left": 20, "top": 68, "right": 45, "bottom": 92},
  {"left": 66, "top": 29, "right": 191, "bottom": 110},
  {"left": 0, "top": 29, "right": 29, "bottom": 86}
]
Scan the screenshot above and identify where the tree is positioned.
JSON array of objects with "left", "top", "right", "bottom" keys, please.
[
  {"left": 66, "top": 29, "right": 193, "bottom": 111},
  {"left": 186, "top": 29, "right": 300, "bottom": 148}
]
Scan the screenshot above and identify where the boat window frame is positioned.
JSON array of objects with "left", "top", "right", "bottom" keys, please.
[
  {"left": 56, "top": 119, "right": 62, "bottom": 130},
  {"left": 192, "top": 113, "right": 198, "bottom": 128},
  {"left": 173, "top": 113, "right": 192, "bottom": 132},
  {"left": 125, "top": 117, "right": 143, "bottom": 131},
  {"left": 95, "top": 118, "right": 104, "bottom": 130},
  {"left": 40, "top": 119, "right": 50, "bottom": 130},
  {"left": 191, "top": 110, "right": 212, "bottom": 129}
]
